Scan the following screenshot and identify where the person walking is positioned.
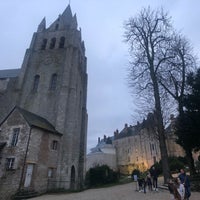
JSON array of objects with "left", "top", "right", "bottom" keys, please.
[
  {"left": 178, "top": 169, "right": 191, "bottom": 200},
  {"left": 168, "top": 178, "right": 175, "bottom": 200},
  {"left": 173, "top": 177, "right": 185, "bottom": 200},
  {"left": 146, "top": 171, "right": 153, "bottom": 191},
  {"left": 150, "top": 166, "right": 158, "bottom": 191}
]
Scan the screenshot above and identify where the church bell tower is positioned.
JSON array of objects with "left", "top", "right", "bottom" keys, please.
[{"left": 17, "top": 5, "right": 88, "bottom": 189}]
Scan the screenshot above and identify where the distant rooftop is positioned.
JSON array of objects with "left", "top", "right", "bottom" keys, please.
[{"left": 0, "top": 68, "right": 20, "bottom": 78}]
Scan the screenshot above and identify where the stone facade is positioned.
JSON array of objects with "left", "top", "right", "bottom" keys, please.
[
  {"left": 113, "top": 113, "right": 161, "bottom": 174},
  {"left": 0, "top": 107, "right": 62, "bottom": 199},
  {"left": 0, "top": 5, "right": 87, "bottom": 199},
  {"left": 87, "top": 113, "right": 186, "bottom": 175}
]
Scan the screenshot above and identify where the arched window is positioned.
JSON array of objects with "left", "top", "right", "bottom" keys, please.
[
  {"left": 32, "top": 75, "right": 40, "bottom": 92},
  {"left": 41, "top": 39, "right": 47, "bottom": 50},
  {"left": 59, "top": 37, "right": 65, "bottom": 48},
  {"left": 49, "top": 37, "right": 56, "bottom": 49},
  {"left": 49, "top": 73, "right": 57, "bottom": 91}
]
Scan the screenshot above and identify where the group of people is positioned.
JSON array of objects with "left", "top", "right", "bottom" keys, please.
[
  {"left": 136, "top": 166, "right": 159, "bottom": 193},
  {"left": 168, "top": 169, "right": 191, "bottom": 200},
  {"left": 134, "top": 167, "right": 191, "bottom": 200}
]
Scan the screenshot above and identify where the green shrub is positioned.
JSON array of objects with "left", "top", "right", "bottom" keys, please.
[
  {"left": 85, "top": 165, "right": 119, "bottom": 188},
  {"left": 168, "top": 157, "right": 185, "bottom": 172},
  {"left": 150, "top": 156, "right": 186, "bottom": 174}
]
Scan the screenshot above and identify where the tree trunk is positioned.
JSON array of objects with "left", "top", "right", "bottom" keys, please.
[
  {"left": 186, "top": 150, "right": 196, "bottom": 175},
  {"left": 152, "top": 72, "right": 171, "bottom": 183},
  {"left": 178, "top": 98, "right": 184, "bottom": 117}
]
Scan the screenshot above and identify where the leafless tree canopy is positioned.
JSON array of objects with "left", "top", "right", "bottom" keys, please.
[
  {"left": 124, "top": 7, "right": 172, "bottom": 92},
  {"left": 124, "top": 6, "right": 198, "bottom": 183},
  {"left": 124, "top": 6, "right": 173, "bottom": 183},
  {"left": 158, "top": 34, "right": 197, "bottom": 114}
]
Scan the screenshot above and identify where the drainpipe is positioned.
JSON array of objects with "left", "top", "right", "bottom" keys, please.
[{"left": 18, "top": 127, "right": 32, "bottom": 191}]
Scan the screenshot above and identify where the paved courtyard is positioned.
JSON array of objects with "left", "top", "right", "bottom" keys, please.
[{"left": 31, "top": 182, "right": 199, "bottom": 200}]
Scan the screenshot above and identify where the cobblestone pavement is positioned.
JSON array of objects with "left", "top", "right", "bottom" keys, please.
[{"left": 31, "top": 182, "right": 199, "bottom": 200}]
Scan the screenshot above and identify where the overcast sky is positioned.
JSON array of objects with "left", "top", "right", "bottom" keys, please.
[{"left": 0, "top": 0, "right": 200, "bottom": 152}]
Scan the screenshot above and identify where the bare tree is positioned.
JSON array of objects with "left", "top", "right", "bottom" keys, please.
[
  {"left": 124, "top": 7, "right": 172, "bottom": 183},
  {"left": 158, "top": 34, "right": 197, "bottom": 115},
  {"left": 158, "top": 34, "right": 198, "bottom": 174}
]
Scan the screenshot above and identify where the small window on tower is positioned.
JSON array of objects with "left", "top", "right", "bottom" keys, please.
[
  {"left": 11, "top": 128, "right": 20, "bottom": 146},
  {"left": 41, "top": 39, "right": 47, "bottom": 50},
  {"left": 48, "top": 168, "right": 55, "bottom": 178},
  {"left": 52, "top": 140, "right": 58, "bottom": 150},
  {"left": 49, "top": 73, "right": 57, "bottom": 91},
  {"left": 55, "top": 24, "right": 59, "bottom": 30},
  {"left": 59, "top": 37, "right": 65, "bottom": 48},
  {"left": 6, "top": 158, "right": 15, "bottom": 170},
  {"left": 50, "top": 38, "right": 56, "bottom": 49},
  {"left": 32, "top": 75, "right": 40, "bottom": 92}
]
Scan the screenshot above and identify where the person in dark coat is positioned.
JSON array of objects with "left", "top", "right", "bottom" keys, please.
[
  {"left": 167, "top": 178, "right": 175, "bottom": 200},
  {"left": 146, "top": 171, "right": 153, "bottom": 191},
  {"left": 150, "top": 166, "right": 158, "bottom": 191},
  {"left": 178, "top": 169, "right": 191, "bottom": 200}
]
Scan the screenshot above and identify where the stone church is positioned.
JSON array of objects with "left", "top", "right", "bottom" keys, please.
[{"left": 0, "top": 5, "right": 87, "bottom": 199}]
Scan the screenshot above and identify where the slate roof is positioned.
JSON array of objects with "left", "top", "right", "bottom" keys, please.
[
  {"left": 0, "top": 106, "right": 62, "bottom": 136},
  {"left": 90, "top": 136, "right": 114, "bottom": 153},
  {"left": 115, "top": 126, "right": 139, "bottom": 139},
  {"left": 17, "top": 107, "right": 62, "bottom": 136},
  {"left": 116, "top": 113, "right": 158, "bottom": 140},
  {"left": 0, "top": 69, "right": 20, "bottom": 78}
]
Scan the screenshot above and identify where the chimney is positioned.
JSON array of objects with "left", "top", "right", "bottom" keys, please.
[
  {"left": 114, "top": 129, "right": 119, "bottom": 138},
  {"left": 125, "top": 123, "right": 128, "bottom": 128},
  {"left": 98, "top": 137, "right": 100, "bottom": 144}
]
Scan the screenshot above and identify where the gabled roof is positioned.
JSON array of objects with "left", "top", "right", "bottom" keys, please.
[
  {"left": 0, "top": 106, "right": 62, "bottom": 136},
  {"left": 0, "top": 69, "right": 20, "bottom": 79}
]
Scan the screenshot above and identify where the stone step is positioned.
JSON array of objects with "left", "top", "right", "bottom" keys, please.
[{"left": 13, "top": 190, "right": 38, "bottom": 200}]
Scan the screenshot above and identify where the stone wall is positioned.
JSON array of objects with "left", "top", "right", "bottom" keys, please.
[
  {"left": 113, "top": 129, "right": 160, "bottom": 174},
  {"left": 0, "top": 109, "right": 31, "bottom": 199},
  {"left": 0, "top": 108, "right": 62, "bottom": 198},
  {"left": 0, "top": 5, "right": 87, "bottom": 193}
]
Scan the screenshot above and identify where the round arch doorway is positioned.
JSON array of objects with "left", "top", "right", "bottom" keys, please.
[{"left": 70, "top": 165, "right": 75, "bottom": 190}]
